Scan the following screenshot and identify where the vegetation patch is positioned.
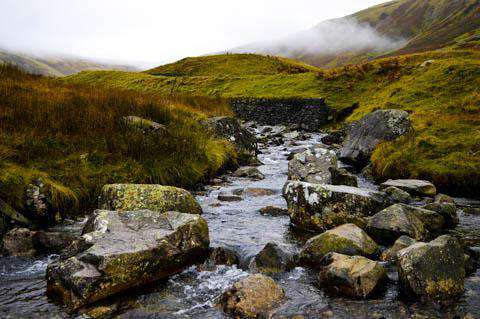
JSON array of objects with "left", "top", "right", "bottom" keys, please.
[{"left": 0, "top": 64, "right": 235, "bottom": 219}]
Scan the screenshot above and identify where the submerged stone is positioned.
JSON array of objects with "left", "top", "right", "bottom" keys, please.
[{"left": 46, "top": 210, "right": 209, "bottom": 310}]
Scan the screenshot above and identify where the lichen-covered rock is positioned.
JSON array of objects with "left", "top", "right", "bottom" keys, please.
[
  {"left": 46, "top": 210, "right": 209, "bottom": 310},
  {"left": 99, "top": 184, "right": 202, "bottom": 215},
  {"left": 383, "top": 186, "right": 412, "bottom": 204},
  {"left": 319, "top": 253, "right": 387, "bottom": 298},
  {"left": 380, "top": 236, "right": 417, "bottom": 263},
  {"left": 202, "top": 116, "right": 258, "bottom": 163},
  {"left": 205, "top": 246, "right": 240, "bottom": 267},
  {"left": 288, "top": 148, "right": 337, "bottom": 184},
  {"left": 300, "top": 223, "right": 379, "bottom": 266},
  {"left": 380, "top": 179, "right": 437, "bottom": 197},
  {"left": 397, "top": 235, "right": 465, "bottom": 301},
  {"left": 366, "top": 204, "right": 431, "bottom": 244},
  {"left": 233, "top": 167, "right": 265, "bottom": 180},
  {"left": 220, "top": 274, "right": 284, "bottom": 318},
  {"left": 422, "top": 202, "right": 458, "bottom": 227},
  {"left": 283, "top": 181, "right": 389, "bottom": 232},
  {"left": 249, "top": 242, "right": 295, "bottom": 274},
  {"left": 329, "top": 167, "right": 358, "bottom": 187},
  {"left": 339, "top": 109, "right": 412, "bottom": 167}
]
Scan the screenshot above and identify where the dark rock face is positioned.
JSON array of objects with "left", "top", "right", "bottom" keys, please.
[
  {"left": 201, "top": 116, "right": 258, "bottom": 163},
  {"left": 366, "top": 204, "right": 434, "bottom": 245},
  {"left": 283, "top": 181, "right": 389, "bottom": 232},
  {"left": 422, "top": 202, "right": 458, "bottom": 227},
  {"left": 230, "top": 98, "right": 333, "bottom": 131},
  {"left": 25, "top": 179, "right": 53, "bottom": 225},
  {"left": 46, "top": 210, "right": 209, "bottom": 310},
  {"left": 397, "top": 235, "right": 465, "bottom": 301},
  {"left": 321, "top": 130, "right": 345, "bottom": 145},
  {"left": 329, "top": 167, "right": 358, "bottom": 187},
  {"left": 319, "top": 253, "right": 388, "bottom": 298},
  {"left": 206, "top": 247, "right": 240, "bottom": 266},
  {"left": 300, "top": 223, "right": 379, "bottom": 267},
  {"left": 339, "top": 109, "right": 412, "bottom": 167},
  {"left": 220, "top": 274, "right": 284, "bottom": 318},
  {"left": 249, "top": 242, "right": 295, "bottom": 274},
  {"left": 3, "top": 228, "right": 75, "bottom": 256}
]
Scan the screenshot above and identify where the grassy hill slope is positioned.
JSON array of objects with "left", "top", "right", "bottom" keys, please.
[
  {"left": 146, "top": 53, "right": 319, "bottom": 76},
  {"left": 64, "top": 50, "right": 480, "bottom": 195},
  {"left": 0, "top": 49, "right": 137, "bottom": 76},
  {"left": 0, "top": 65, "right": 234, "bottom": 220}
]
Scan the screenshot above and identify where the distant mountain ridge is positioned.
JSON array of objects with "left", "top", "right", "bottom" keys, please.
[
  {"left": 0, "top": 49, "right": 137, "bottom": 76},
  {"left": 231, "top": 0, "right": 480, "bottom": 68}
]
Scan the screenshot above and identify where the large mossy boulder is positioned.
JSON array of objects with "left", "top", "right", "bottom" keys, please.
[
  {"left": 300, "top": 223, "right": 379, "bottom": 266},
  {"left": 283, "top": 181, "right": 389, "bottom": 232},
  {"left": 287, "top": 147, "right": 337, "bottom": 184},
  {"left": 220, "top": 274, "right": 284, "bottom": 319},
  {"left": 319, "top": 253, "right": 388, "bottom": 298},
  {"left": 99, "top": 184, "right": 202, "bottom": 215},
  {"left": 46, "top": 210, "right": 209, "bottom": 310},
  {"left": 380, "top": 179, "right": 437, "bottom": 197},
  {"left": 397, "top": 235, "right": 465, "bottom": 301},
  {"left": 339, "top": 109, "right": 412, "bottom": 167},
  {"left": 422, "top": 202, "right": 458, "bottom": 227},
  {"left": 366, "top": 204, "right": 434, "bottom": 245},
  {"left": 202, "top": 116, "right": 258, "bottom": 163}
]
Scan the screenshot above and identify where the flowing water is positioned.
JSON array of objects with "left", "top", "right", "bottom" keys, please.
[{"left": 0, "top": 126, "right": 479, "bottom": 318}]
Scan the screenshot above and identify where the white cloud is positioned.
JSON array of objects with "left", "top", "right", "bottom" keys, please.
[{"left": 0, "top": 0, "right": 391, "bottom": 67}]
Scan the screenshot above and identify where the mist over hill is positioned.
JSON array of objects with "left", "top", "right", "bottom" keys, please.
[{"left": 231, "top": 0, "right": 480, "bottom": 68}]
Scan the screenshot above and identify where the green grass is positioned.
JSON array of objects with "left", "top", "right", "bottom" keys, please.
[
  {"left": 65, "top": 50, "right": 480, "bottom": 196},
  {"left": 145, "top": 53, "right": 319, "bottom": 76},
  {"left": 0, "top": 64, "right": 235, "bottom": 222}
]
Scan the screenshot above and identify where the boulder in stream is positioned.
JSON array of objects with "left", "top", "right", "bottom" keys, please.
[
  {"left": 283, "top": 181, "right": 389, "bottom": 232},
  {"left": 99, "top": 184, "right": 202, "bottom": 215},
  {"left": 233, "top": 167, "right": 265, "bottom": 180},
  {"left": 300, "top": 223, "right": 379, "bottom": 266},
  {"left": 339, "top": 109, "right": 412, "bottom": 167},
  {"left": 329, "top": 167, "right": 358, "bottom": 187},
  {"left": 397, "top": 235, "right": 465, "bottom": 301},
  {"left": 46, "top": 210, "right": 210, "bottom": 310},
  {"left": 220, "top": 274, "right": 284, "bottom": 318},
  {"left": 422, "top": 202, "right": 458, "bottom": 227},
  {"left": 380, "top": 235, "right": 417, "bottom": 263},
  {"left": 3, "top": 228, "right": 75, "bottom": 256},
  {"left": 288, "top": 147, "right": 337, "bottom": 184},
  {"left": 383, "top": 186, "right": 412, "bottom": 204},
  {"left": 380, "top": 179, "right": 437, "bottom": 197},
  {"left": 319, "top": 253, "right": 388, "bottom": 298},
  {"left": 249, "top": 242, "right": 295, "bottom": 274}
]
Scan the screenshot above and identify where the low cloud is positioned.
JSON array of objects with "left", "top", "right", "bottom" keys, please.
[{"left": 232, "top": 18, "right": 405, "bottom": 57}]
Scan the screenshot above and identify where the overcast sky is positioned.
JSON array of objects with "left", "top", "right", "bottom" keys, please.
[{"left": 1, "top": 0, "right": 390, "bottom": 67}]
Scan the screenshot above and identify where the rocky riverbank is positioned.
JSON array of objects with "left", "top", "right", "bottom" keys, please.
[{"left": 0, "top": 114, "right": 479, "bottom": 318}]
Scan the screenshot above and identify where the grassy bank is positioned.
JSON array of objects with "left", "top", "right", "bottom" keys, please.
[
  {"left": 0, "top": 65, "right": 235, "bottom": 220},
  {"left": 64, "top": 51, "right": 480, "bottom": 195}
]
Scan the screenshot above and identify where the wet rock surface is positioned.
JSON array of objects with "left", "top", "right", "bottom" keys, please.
[
  {"left": 249, "top": 242, "right": 295, "bottom": 274},
  {"left": 380, "top": 179, "right": 437, "bottom": 197},
  {"left": 283, "top": 181, "right": 389, "bottom": 231},
  {"left": 220, "top": 274, "right": 285, "bottom": 318},
  {"left": 397, "top": 235, "right": 466, "bottom": 301},
  {"left": 319, "top": 253, "right": 388, "bottom": 298},
  {"left": 46, "top": 210, "right": 209, "bottom": 309},
  {"left": 300, "top": 223, "right": 379, "bottom": 266}
]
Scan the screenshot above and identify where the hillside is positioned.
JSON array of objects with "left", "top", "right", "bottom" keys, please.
[
  {"left": 0, "top": 49, "right": 137, "bottom": 76},
  {"left": 0, "top": 64, "right": 234, "bottom": 219},
  {"left": 145, "top": 53, "right": 319, "bottom": 76},
  {"left": 232, "top": 0, "right": 480, "bottom": 68},
  {"left": 65, "top": 50, "right": 480, "bottom": 195}
]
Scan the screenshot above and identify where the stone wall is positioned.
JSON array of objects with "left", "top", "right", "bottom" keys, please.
[{"left": 230, "top": 98, "right": 350, "bottom": 130}]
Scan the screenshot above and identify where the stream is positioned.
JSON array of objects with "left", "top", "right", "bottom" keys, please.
[{"left": 0, "top": 125, "right": 479, "bottom": 318}]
